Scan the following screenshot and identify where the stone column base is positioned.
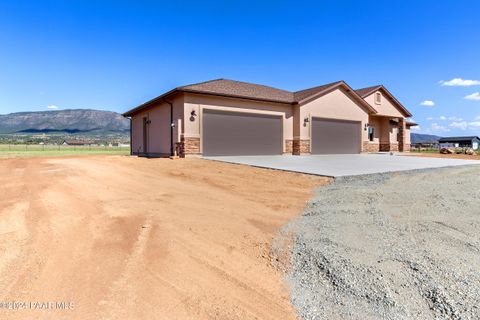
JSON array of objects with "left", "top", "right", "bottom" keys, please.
[
  {"left": 363, "top": 142, "right": 380, "bottom": 153},
  {"left": 285, "top": 139, "right": 294, "bottom": 154},
  {"left": 293, "top": 139, "right": 310, "bottom": 155},
  {"left": 379, "top": 143, "right": 399, "bottom": 152},
  {"left": 177, "top": 137, "right": 200, "bottom": 157}
]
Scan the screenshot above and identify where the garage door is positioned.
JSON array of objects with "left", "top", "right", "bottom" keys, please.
[
  {"left": 203, "top": 109, "right": 282, "bottom": 156},
  {"left": 311, "top": 118, "right": 361, "bottom": 154}
]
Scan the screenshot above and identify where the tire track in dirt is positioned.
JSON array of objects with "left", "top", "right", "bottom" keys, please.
[{"left": 0, "top": 155, "right": 328, "bottom": 320}]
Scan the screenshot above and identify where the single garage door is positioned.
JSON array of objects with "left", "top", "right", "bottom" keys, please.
[
  {"left": 203, "top": 109, "right": 282, "bottom": 156},
  {"left": 311, "top": 118, "right": 361, "bottom": 154}
]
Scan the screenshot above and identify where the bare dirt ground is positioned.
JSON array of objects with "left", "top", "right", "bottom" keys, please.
[
  {"left": 407, "top": 152, "right": 480, "bottom": 161},
  {"left": 276, "top": 165, "right": 480, "bottom": 320},
  {"left": 0, "top": 155, "right": 328, "bottom": 320}
]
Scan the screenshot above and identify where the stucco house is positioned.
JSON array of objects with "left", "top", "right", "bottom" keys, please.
[{"left": 123, "top": 79, "right": 416, "bottom": 157}]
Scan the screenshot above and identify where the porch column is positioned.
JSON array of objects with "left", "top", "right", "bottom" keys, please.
[{"left": 398, "top": 118, "right": 406, "bottom": 152}]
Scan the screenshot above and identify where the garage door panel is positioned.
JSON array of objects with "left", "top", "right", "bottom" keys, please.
[
  {"left": 203, "top": 109, "right": 282, "bottom": 156},
  {"left": 312, "top": 118, "right": 360, "bottom": 154}
]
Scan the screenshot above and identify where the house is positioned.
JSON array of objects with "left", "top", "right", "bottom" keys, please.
[
  {"left": 439, "top": 136, "right": 480, "bottom": 150},
  {"left": 122, "top": 79, "right": 416, "bottom": 157},
  {"left": 62, "top": 140, "right": 96, "bottom": 146}
]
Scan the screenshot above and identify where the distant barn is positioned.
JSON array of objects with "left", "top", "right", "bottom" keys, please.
[{"left": 439, "top": 136, "right": 480, "bottom": 150}]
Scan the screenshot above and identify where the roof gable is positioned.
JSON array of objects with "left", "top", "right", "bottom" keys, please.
[
  {"left": 294, "top": 81, "right": 378, "bottom": 114},
  {"left": 355, "top": 85, "right": 412, "bottom": 117}
]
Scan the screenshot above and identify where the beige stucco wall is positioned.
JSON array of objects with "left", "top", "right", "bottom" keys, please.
[
  {"left": 389, "top": 122, "right": 399, "bottom": 143},
  {"left": 364, "top": 91, "right": 405, "bottom": 118},
  {"left": 298, "top": 88, "right": 370, "bottom": 143},
  {"left": 183, "top": 93, "right": 294, "bottom": 153},
  {"left": 405, "top": 127, "right": 411, "bottom": 144},
  {"left": 130, "top": 95, "right": 184, "bottom": 154}
]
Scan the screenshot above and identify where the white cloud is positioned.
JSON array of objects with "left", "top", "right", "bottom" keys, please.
[
  {"left": 468, "top": 121, "right": 480, "bottom": 127},
  {"left": 411, "top": 125, "right": 421, "bottom": 131},
  {"left": 440, "top": 78, "right": 480, "bottom": 86},
  {"left": 420, "top": 100, "right": 435, "bottom": 106},
  {"left": 430, "top": 123, "right": 450, "bottom": 133},
  {"left": 47, "top": 105, "right": 59, "bottom": 109},
  {"left": 448, "top": 116, "right": 463, "bottom": 121},
  {"left": 464, "top": 92, "right": 480, "bottom": 100},
  {"left": 449, "top": 121, "right": 468, "bottom": 130},
  {"left": 426, "top": 115, "right": 463, "bottom": 121}
]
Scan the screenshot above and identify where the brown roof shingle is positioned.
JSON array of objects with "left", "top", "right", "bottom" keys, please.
[
  {"left": 293, "top": 81, "right": 343, "bottom": 102},
  {"left": 123, "top": 79, "right": 388, "bottom": 116},
  {"left": 180, "top": 79, "right": 294, "bottom": 103},
  {"left": 355, "top": 85, "right": 382, "bottom": 97}
]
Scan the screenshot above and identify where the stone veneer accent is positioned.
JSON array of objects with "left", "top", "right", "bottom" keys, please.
[
  {"left": 380, "top": 143, "right": 399, "bottom": 152},
  {"left": 177, "top": 137, "right": 200, "bottom": 157},
  {"left": 293, "top": 139, "right": 310, "bottom": 155},
  {"left": 285, "top": 140, "right": 294, "bottom": 154},
  {"left": 363, "top": 142, "right": 380, "bottom": 153}
]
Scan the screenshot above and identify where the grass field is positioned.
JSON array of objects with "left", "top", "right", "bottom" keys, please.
[{"left": 0, "top": 144, "right": 130, "bottom": 158}]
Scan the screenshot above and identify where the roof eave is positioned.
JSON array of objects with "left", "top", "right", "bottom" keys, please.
[
  {"left": 180, "top": 89, "right": 293, "bottom": 105},
  {"left": 122, "top": 88, "right": 179, "bottom": 117},
  {"left": 122, "top": 88, "right": 293, "bottom": 117}
]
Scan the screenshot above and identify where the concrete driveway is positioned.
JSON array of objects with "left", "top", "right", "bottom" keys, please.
[{"left": 204, "top": 154, "right": 480, "bottom": 177}]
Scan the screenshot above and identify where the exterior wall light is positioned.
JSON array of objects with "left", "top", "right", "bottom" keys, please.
[
  {"left": 303, "top": 117, "right": 309, "bottom": 127},
  {"left": 190, "top": 110, "right": 197, "bottom": 122},
  {"left": 364, "top": 123, "right": 370, "bottom": 131}
]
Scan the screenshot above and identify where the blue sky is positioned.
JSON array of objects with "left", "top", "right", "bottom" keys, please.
[{"left": 1, "top": 0, "right": 479, "bottom": 136}]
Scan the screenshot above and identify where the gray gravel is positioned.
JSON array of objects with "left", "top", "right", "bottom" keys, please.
[{"left": 273, "top": 165, "right": 480, "bottom": 320}]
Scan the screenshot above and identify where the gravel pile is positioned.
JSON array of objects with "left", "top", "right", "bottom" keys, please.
[{"left": 274, "top": 165, "right": 480, "bottom": 320}]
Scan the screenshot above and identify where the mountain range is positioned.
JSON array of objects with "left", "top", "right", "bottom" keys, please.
[
  {"left": 410, "top": 133, "right": 441, "bottom": 144},
  {"left": 0, "top": 109, "right": 129, "bottom": 135}
]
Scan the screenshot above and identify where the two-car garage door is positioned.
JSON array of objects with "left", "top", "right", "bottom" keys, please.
[
  {"left": 203, "top": 109, "right": 282, "bottom": 156},
  {"left": 311, "top": 118, "right": 361, "bottom": 154},
  {"left": 202, "top": 110, "right": 360, "bottom": 156}
]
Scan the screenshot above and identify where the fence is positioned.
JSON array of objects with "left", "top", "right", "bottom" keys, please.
[
  {"left": 0, "top": 144, "right": 130, "bottom": 153},
  {"left": 410, "top": 147, "right": 439, "bottom": 153}
]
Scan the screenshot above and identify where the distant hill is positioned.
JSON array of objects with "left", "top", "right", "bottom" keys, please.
[
  {"left": 0, "top": 109, "right": 129, "bottom": 134},
  {"left": 411, "top": 133, "right": 441, "bottom": 144}
]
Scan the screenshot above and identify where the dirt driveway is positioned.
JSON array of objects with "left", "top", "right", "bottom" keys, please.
[{"left": 0, "top": 155, "right": 327, "bottom": 320}]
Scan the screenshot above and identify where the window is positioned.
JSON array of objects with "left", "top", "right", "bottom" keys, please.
[
  {"left": 375, "top": 92, "right": 381, "bottom": 104},
  {"left": 368, "top": 127, "right": 375, "bottom": 142}
]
